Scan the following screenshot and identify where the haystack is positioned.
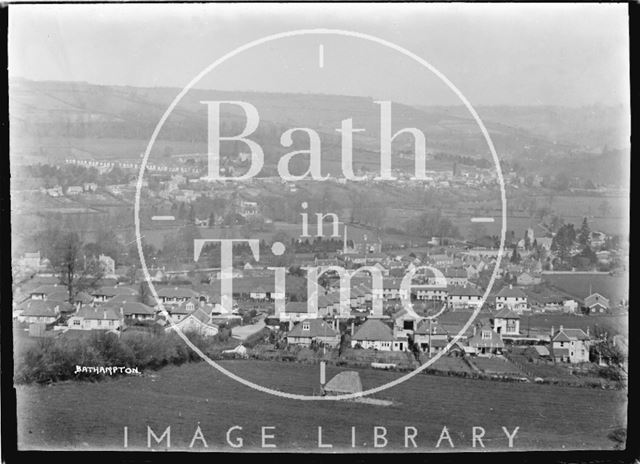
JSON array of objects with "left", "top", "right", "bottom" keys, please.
[{"left": 323, "top": 371, "right": 363, "bottom": 395}]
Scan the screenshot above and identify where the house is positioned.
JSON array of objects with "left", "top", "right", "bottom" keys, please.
[
  {"left": 380, "top": 278, "right": 410, "bottom": 300},
  {"left": 105, "top": 301, "right": 155, "bottom": 321},
  {"left": 536, "top": 237, "right": 553, "bottom": 251},
  {"left": 66, "top": 186, "right": 83, "bottom": 195},
  {"left": 550, "top": 326, "right": 591, "bottom": 363},
  {"left": 447, "top": 285, "right": 483, "bottom": 310},
  {"left": 29, "top": 284, "right": 64, "bottom": 300},
  {"left": 517, "top": 272, "right": 542, "bottom": 286},
  {"left": 194, "top": 217, "right": 210, "bottom": 227},
  {"left": 584, "top": 293, "right": 609, "bottom": 313},
  {"left": 83, "top": 182, "right": 98, "bottom": 192},
  {"left": 563, "top": 299, "right": 579, "bottom": 314},
  {"left": 495, "top": 285, "right": 528, "bottom": 313},
  {"left": 16, "top": 300, "right": 61, "bottom": 324},
  {"left": 278, "top": 301, "right": 319, "bottom": 323},
  {"left": 468, "top": 325, "right": 504, "bottom": 355},
  {"left": 286, "top": 319, "right": 340, "bottom": 347},
  {"left": 232, "top": 277, "right": 285, "bottom": 301},
  {"left": 413, "top": 285, "right": 448, "bottom": 302},
  {"left": 165, "top": 307, "right": 219, "bottom": 337},
  {"left": 590, "top": 231, "right": 608, "bottom": 248},
  {"left": 491, "top": 308, "right": 520, "bottom": 336},
  {"left": 45, "top": 186, "right": 63, "bottom": 197},
  {"left": 351, "top": 320, "right": 396, "bottom": 351},
  {"left": 414, "top": 321, "right": 449, "bottom": 355},
  {"left": 92, "top": 286, "right": 139, "bottom": 303},
  {"left": 67, "top": 307, "right": 123, "bottom": 331},
  {"left": 392, "top": 307, "right": 422, "bottom": 336},
  {"left": 239, "top": 200, "right": 259, "bottom": 217},
  {"left": 156, "top": 286, "right": 200, "bottom": 305},
  {"left": 442, "top": 268, "right": 468, "bottom": 286}
]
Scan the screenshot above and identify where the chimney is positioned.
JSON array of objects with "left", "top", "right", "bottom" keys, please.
[
  {"left": 473, "top": 325, "right": 477, "bottom": 336},
  {"left": 509, "top": 284, "right": 513, "bottom": 289},
  {"left": 586, "top": 327, "right": 590, "bottom": 337},
  {"left": 351, "top": 321, "right": 355, "bottom": 336},
  {"left": 559, "top": 325, "right": 563, "bottom": 332},
  {"left": 551, "top": 325, "right": 554, "bottom": 336}
]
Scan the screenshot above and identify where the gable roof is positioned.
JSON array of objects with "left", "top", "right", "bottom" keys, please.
[
  {"left": 415, "top": 321, "right": 449, "bottom": 336},
  {"left": 75, "top": 307, "right": 121, "bottom": 320},
  {"left": 496, "top": 286, "right": 527, "bottom": 299},
  {"left": 468, "top": 325, "right": 504, "bottom": 348},
  {"left": 352, "top": 320, "right": 394, "bottom": 342},
  {"left": 552, "top": 328, "right": 590, "bottom": 342},
  {"left": 103, "top": 301, "right": 155, "bottom": 316},
  {"left": 93, "top": 286, "right": 139, "bottom": 297},
  {"left": 288, "top": 319, "right": 338, "bottom": 338},
  {"left": 30, "top": 284, "right": 64, "bottom": 296},
  {"left": 19, "top": 299, "right": 59, "bottom": 317},
  {"left": 493, "top": 307, "right": 520, "bottom": 319},
  {"left": 584, "top": 293, "right": 610, "bottom": 308},
  {"left": 447, "top": 285, "right": 482, "bottom": 297}
]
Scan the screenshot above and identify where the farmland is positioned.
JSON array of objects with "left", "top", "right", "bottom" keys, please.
[{"left": 17, "top": 360, "right": 626, "bottom": 452}]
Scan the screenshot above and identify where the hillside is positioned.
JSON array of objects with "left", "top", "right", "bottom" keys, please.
[{"left": 10, "top": 78, "right": 578, "bottom": 175}]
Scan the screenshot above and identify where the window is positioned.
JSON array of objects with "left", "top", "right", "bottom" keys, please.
[
  {"left": 73, "top": 319, "right": 80, "bottom": 326},
  {"left": 482, "top": 331, "right": 491, "bottom": 340},
  {"left": 108, "top": 320, "right": 114, "bottom": 326},
  {"left": 302, "top": 322, "right": 310, "bottom": 331},
  {"left": 97, "top": 320, "right": 102, "bottom": 326},
  {"left": 403, "top": 320, "right": 414, "bottom": 331}
]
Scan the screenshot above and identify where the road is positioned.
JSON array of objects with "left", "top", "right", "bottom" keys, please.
[{"left": 231, "top": 315, "right": 266, "bottom": 341}]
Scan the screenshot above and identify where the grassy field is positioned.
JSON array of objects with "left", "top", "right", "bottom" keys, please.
[
  {"left": 16, "top": 360, "right": 626, "bottom": 452},
  {"left": 470, "top": 357, "right": 523, "bottom": 376}
]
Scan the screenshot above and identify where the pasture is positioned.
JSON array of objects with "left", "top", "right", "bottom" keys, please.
[{"left": 16, "top": 360, "right": 626, "bottom": 452}]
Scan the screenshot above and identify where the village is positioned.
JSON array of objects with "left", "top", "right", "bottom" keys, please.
[{"left": 12, "top": 207, "right": 629, "bottom": 389}]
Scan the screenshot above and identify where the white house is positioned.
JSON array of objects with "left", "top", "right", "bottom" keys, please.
[
  {"left": 495, "top": 285, "right": 529, "bottom": 313},
  {"left": 584, "top": 293, "right": 609, "bottom": 313},
  {"left": 413, "top": 285, "right": 448, "bottom": 302},
  {"left": 156, "top": 287, "right": 200, "bottom": 305},
  {"left": 491, "top": 308, "right": 520, "bottom": 336},
  {"left": 551, "top": 326, "right": 591, "bottom": 363},
  {"left": 67, "top": 307, "right": 123, "bottom": 331},
  {"left": 165, "top": 307, "right": 219, "bottom": 337},
  {"left": 286, "top": 319, "right": 340, "bottom": 347},
  {"left": 16, "top": 300, "right": 60, "bottom": 324},
  {"left": 447, "top": 285, "right": 483, "bottom": 310},
  {"left": 351, "top": 320, "right": 398, "bottom": 351}
]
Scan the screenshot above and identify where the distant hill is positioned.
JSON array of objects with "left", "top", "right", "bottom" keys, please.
[
  {"left": 420, "top": 104, "right": 630, "bottom": 153},
  {"left": 10, "top": 78, "right": 582, "bottom": 176}
]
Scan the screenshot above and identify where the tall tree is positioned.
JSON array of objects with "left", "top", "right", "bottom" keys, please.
[
  {"left": 578, "top": 217, "right": 591, "bottom": 248},
  {"left": 48, "top": 231, "right": 104, "bottom": 303}
]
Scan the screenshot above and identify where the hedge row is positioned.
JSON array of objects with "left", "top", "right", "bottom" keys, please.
[{"left": 14, "top": 329, "right": 237, "bottom": 384}]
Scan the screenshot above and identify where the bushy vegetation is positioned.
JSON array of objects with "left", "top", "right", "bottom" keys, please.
[{"left": 14, "top": 329, "right": 236, "bottom": 385}]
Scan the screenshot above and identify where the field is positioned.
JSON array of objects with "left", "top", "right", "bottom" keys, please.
[
  {"left": 469, "top": 357, "right": 523, "bottom": 376},
  {"left": 16, "top": 360, "right": 626, "bottom": 452},
  {"left": 542, "top": 274, "right": 629, "bottom": 304}
]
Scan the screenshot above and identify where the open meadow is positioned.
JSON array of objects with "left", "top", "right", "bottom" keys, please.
[{"left": 16, "top": 359, "right": 626, "bottom": 452}]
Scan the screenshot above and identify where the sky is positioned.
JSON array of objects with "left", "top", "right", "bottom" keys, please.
[{"left": 8, "top": 3, "right": 630, "bottom": 107}]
